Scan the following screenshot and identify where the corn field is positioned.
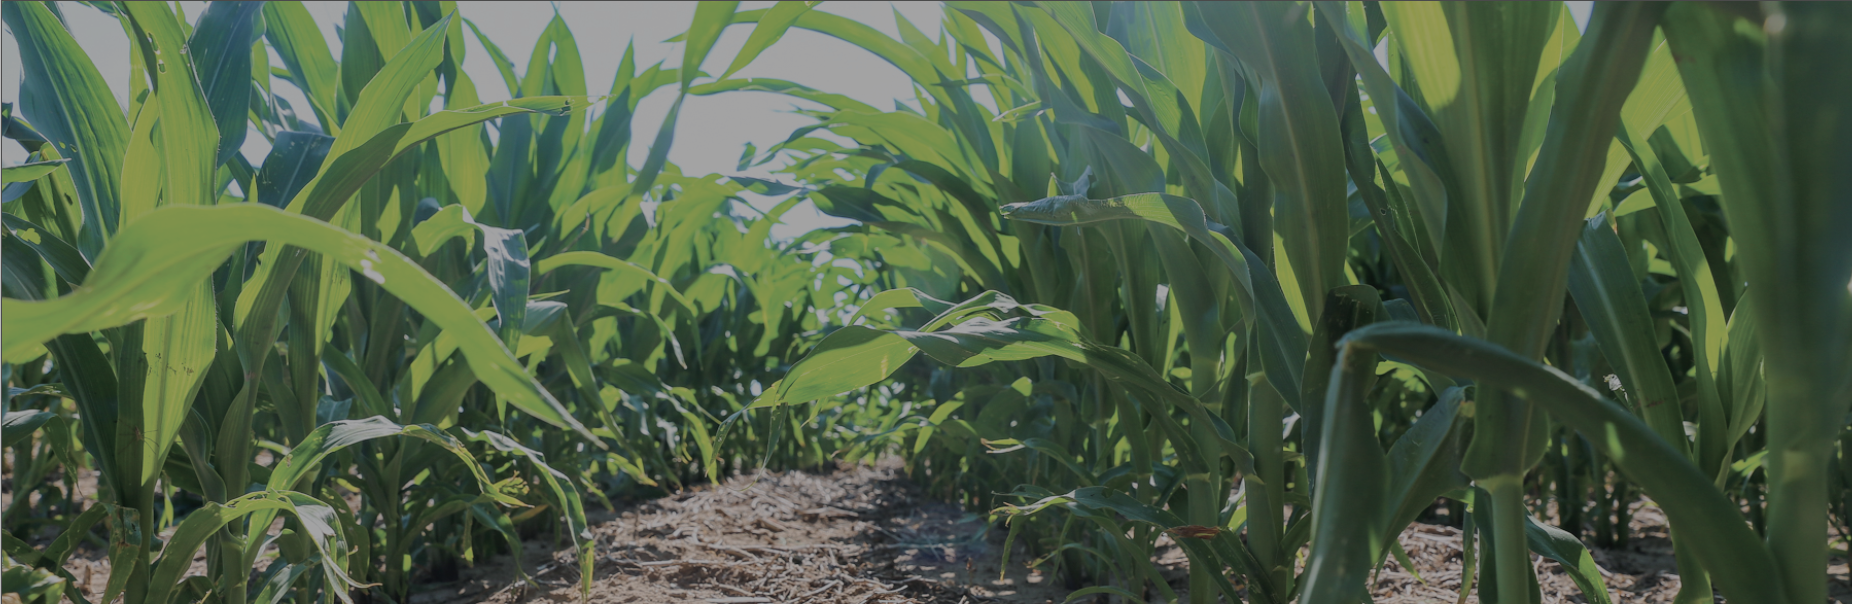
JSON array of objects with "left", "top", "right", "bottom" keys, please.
[{"left": 2, "top": 2, "right": 1848, "bottom": 604}]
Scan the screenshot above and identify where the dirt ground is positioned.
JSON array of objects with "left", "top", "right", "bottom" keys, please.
[
  {"left": 1374, "top": 503, "right": 1693, "bottom": 603},
  {"left": 26, "top": 461, "right": 1852, "bottom": 603},
  {"left": 407, "top": 461, "right": 1068, "bottom": 604},
  {"left": 401, "top": 462, "right": 1839, "bottom": 604},
  {"left": 1376, "top": 501, "right": 1852, "bottom": 603}
]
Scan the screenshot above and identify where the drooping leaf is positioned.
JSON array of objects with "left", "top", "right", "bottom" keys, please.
[
  {"left": 1337, "top": 321, "right": 1783, "bottom": 604},
  {"left": 0, "top": 159, "right": 68, "bottom": 183},
  {"left": 147, "top": 491, "right": 359, "bottom": 604},
  {"left": 1524, "top": 516, "right": 1614, "bottom": 604},
  {"left": 2, "top": 204, "right": 598, "bottom": 442},
  {"left": 721, "top": 1, "right": 815, "bottom": 80}
]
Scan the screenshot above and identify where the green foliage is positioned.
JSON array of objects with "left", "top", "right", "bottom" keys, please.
[
  {"left": 5, "top": 3, "right": 1850, "bottom": 604},
  {"left": 1, "top": 2, "right": 884, "bottom": 602},
  {"left": 746, "top": 2, "right": 1850, "bottom": 604}
]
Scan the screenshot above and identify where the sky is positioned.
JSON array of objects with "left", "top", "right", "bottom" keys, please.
[{"left": 2, "top": 1, "right": 1592, "bottom": 237}]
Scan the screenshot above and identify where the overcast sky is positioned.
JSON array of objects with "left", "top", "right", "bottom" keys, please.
[{"left": 3, "top": 2, "right": 1591, "bottom": 237}]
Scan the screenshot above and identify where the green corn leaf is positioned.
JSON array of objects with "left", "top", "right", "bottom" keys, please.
[
  {"left": 683, "top": 2, "right": 739, "bottom": 88},
  {"left": 239, "top": 417, "right": 527, "bottom": 576},
  {"left": 318, "top": 348, "right": 390, "bottom": 420},
  {"left": 1615, "top": 122, "right": 1732, "bottom": 476},
  {"left": 988, "top": 436, "right": 1098, "bottom": 486},
  {"left": 116, "top": 89, "right": 161, "bottom": 226},
  {"left": 1337, "top": 321, "right": 1784, "bottom": 604},
  {"left": 287, "top": 97, "right": 578, "bottom": 221},
  {"left": 249, "top": 562, "right": 317, "bottom": 604},
  {"left": 535, "top": 250, "right": 696, "bottom": 316},
  {"left": 120, "top": 1, "right": 219, "bottom": 209},
  {"left": 692, "top": 77, "right": 878, "bottom": 114},
  {"left": 253, "top": 131, "right": 334, "bottom": 207},
  {"left": 715, "top": 6, "right": 938, "bottom": 98},
  {"left": 1300, "top": 336, "right": 1390, "bottom": 604},
  {"left": 233, "top": 97, "right": 582, "bottom": 369},
  {"left": 721, "top": 1, "right": 817, "bottom": 79},
  {"left": 623, "top": 1, "right": 737, "bottom": 202},
  {"left": 1609, "top": 36, "right": 1726, "bottom": 427},
  {"left": 411, "top": 203, "right": 484, "bottom": 256},
  {"left": 1034, "top": 3, "right": 1160, "bottom": 126},
  {"left": 131, "top": 279, "right": 216, "bottom": 490},
  {"left": 412, "top": 204, "right": 530, "bottom": 347},
  {"left": 539, "top": 302, "right": 639, "bottom": 451},
  {"left": 1384, "top": 387, "right": 1469, "bottom": 537},
  {"left": 1523, "top": 516, "right": 1614, "bottom": 604},
  {"left": 330, "top": 12, "right": 454, "bottom": 165},
  {"left": 1061, "top": 587, "right": 1146, "bottom": 604},
  {"left": 1, "top": 230, "right": 127, "bottom": 497},
  {"left": 1305, "top": 7, "right": 1453, "bottom": 244},
  {"left": 1012, "top": 486, "right": 1270, "bottom": 602},
  {"left": 1000, "top": 190, "right": 1307, "bottom": 410},
  {"left": 1567, "top": 213, "right": 1690, "bottom": 454},
  {"left": 1302, "top": 285, "right": 1385, "bottom": 480},
  {"left": 466, "top": 503, "right": 533, "bottom": 587},
  {"left": 2, "top": 213, "right": 91, "bottom": 285},
  {"left": 1, "top": 410, "right": 57, "bottom": 448},
  {"left": 1188, "top": 1, "right": 1351, "bottom": 319},
  {"left": 462, "top": 17, "right": 520, "bottom": 97},
  {"left": 1720, "top": 295, "right": 1766, "bottom": 451},
  {"left": 578, "top": 303, "right": 686, "bottom": 369},
  {"left": 102, "top": 0, "right": 227, "bottom": 497},
  {"left": 0, "top": 159, "right": 68, "bottom": 183},
  {"left": 1105, "top": 2, "right": 1206, "bottom": 109},
  {"left": 1664, "top": 6, "right": 1852, "bottom": 599},
  {"left": 751, "top": 325, "right": 920, "bottom": 409},
  {"left": 262, "top": 1, "right": 341, "bottom": 131},
  {"left": 1467, "top": 1, "right": 1663, "bottom": 495},
  {"left": 101, "top": 505, "right": 138, "bottom": 604},
  {"left": 437, "top": 72, "right": 492, "bottom": 216},
  {"left": 335, "top": 4, "right": 387, "bottom": 121},
  {"left": 465, "top": 428, "right": 596, "bottom": 600},
  {"left": 0, "top": 553, "right": 67, "bottom": 604},
  {"left": 1316, "top": 1, "right": 1455, "bottom": 324},
  {"left": 1378, "top": 2, "right": 1557, "bottom": 313},
  {"left": 1061, "top": 129, "right": 1226, "bottom": 396},
  {"left": 354, "top": 2, "right": 415, "bottom": 74},
  {"left": 759, "top": 296, "right": 1227, "bottom": 484},
  {"left": 1, "top": 204, "right": 598, "bottom": 442},
  {"left": 41, "top": 502, "right": 110, "bottom": 571},
  {"left": 186, "top": 0, "right": 264, "bottom": 166},
  {"left": 281, "top": 245, "right": 350, "bottom": 445},
  {"left": 846, "top": 287, "right": 958, "bottom": 326},
  {"left": 265, "top": 417, "right": 522, "bottom": 502},
  {"left": 147, "top": 491, "right": 359, "bottom": 604},
  {"left": 3, "top": 1, "right": 131, "bottom": 257}
]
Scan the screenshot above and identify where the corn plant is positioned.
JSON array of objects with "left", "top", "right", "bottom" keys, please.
[
  {"left": 3, "top": 1, "right": 878, "bottom": 603},
  {"left": 753, "top": 2, "right": 1850, "bottom": 603}
]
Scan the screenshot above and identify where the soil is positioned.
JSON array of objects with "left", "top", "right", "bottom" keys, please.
[
  {"left": 409, "top": 461, "right": 1067, "bottom": 604},
  {"left": 1377, "top": 501, "right": 1852, "bottom": 603},
  {"left": 400, "top": 462, "right": 1779, "bottom": 604},
  {"left": 1372, "top": 502, "right": 1693, "bottom": 603},
  {"left": 23, "top": 461, "right": 1852, "bottom": 603}
]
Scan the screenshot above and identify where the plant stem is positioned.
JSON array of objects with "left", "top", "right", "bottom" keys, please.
[
  {"left": 1486, "top": 477, "right": 1531, "bottom": 604},
  {"left": 1766, "top": 443, "right": 1829, "bottom": 604},
  {"left": 1246, "top": 371, "right": 1284, "bottom": 603}
]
